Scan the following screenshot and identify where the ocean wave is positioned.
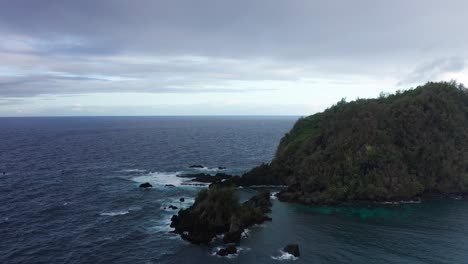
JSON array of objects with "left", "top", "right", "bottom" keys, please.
[
  {"left": 159, "top": 197, "right": 195, "bottom": 211},
  {"left": 100, "top": 210, "right": 130, "bottom": 216},
  {"left": 118, "top": 168, "right": 147, "bottom": 173},
  {"left": 100, "top": 206, "right": 141, "bottom": 216},
  {"left": 271, "top": 250, "right": 298, "bottom": 261},
  {"left": 131, "top": 171, "right": 186, "bottom": 187},
  {"left": 148, "top": 217, "right": 175, "bottom": 234},
  {"left": 211, "top": 246, "right": 250, "bottom": 258},
  {"left": 191, "top": 166, "right": 225, "bottom": 172}
]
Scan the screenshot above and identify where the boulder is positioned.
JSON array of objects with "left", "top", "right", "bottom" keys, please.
[
  {"left": 139, "top": 182, "right": 152, "bottom": 188},
  {"left": 165, "top": 184, "right": 176, "bottom": 187},
  {"left": 217, "top": 245, "right": 237, "bottom": 256},
  {"left": 189, "top": 164, "right": 204, "bottom": 168},
  {"left": 180, "top": 197, "right": 185, "bottom": 202},
  {"left": 218, "top": 166, "right": 226, "bottom": 170},
  {"left": 283, "top": 244, "right": 300, "bottom": 257},
  {"left": 168, "top": 205, "right": 178, "bottom": 210}
]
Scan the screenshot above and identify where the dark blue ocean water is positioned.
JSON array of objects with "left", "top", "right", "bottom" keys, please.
[{"left": 1, "top": 116, "right": 468, "bottom": 264}]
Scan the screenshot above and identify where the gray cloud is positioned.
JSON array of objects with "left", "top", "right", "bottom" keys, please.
[
  {"left": 399, "top": 57, "right": 466, "bottom": 85},
  {"left": 0, "top": 0, "right": 467, "bottom": 98},
  {"left": 2, "top": 0, "right": 468, "bottom": 58}
]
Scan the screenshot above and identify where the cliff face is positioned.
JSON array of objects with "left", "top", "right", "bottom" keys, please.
[{"left": 250, "top": 82, "right": 468, "bottom": 204}]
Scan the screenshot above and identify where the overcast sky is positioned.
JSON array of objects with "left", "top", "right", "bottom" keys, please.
[{"left": 1, "top": 0, "right": 467, "bottom": 116}]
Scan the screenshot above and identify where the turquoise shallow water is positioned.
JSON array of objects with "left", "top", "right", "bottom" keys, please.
[{"left": 1, "top": 116, "right": 468, "bottom": 264}]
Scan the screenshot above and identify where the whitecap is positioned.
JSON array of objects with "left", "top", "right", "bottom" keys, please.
[
  {"left": 271, "top": 250, "right": 298, "bottom": 261},
  {"left": 100, "top": 210, "right": 130, "bottom": 216},
  {"left": 131, "top": 171, "right": 186, "bottom": 187},
  {"left": 191, "top": 166, "right": 223, "bottom": 172},
  {"left": 211, "top": 246, "right": 250, "bottom": 258},
  {"left": 118, "top": 168, "right": 147, "bottom": 173}
]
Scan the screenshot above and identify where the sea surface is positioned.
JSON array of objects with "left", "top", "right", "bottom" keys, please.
[{"left": 1, "top": 116, "right": 468, "bottom": 264}]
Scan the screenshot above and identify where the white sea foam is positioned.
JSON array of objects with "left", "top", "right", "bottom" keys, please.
[
  {"left": 241, "top": 228, "right": 250, "bottom": 239},
  {"left": 131, "top": 171, "right": 186, "bottom": 187},
  {"left": 211, "top": 246, "right": 250, "bottom": 258},
  {"left": 100, "top": 210, "right": 130, "bottom": 216},
  {"left": 271, "top": 250, "right": 298, "bottom": 261},
  {"left": 118, "top": 168, "right": 147, "bottom": 173},
  {"left": 159, "top": 197, "right": 195, "bottom": 212},
  {"left": 271, "top": 192, "right": 279, "bottom": 200},
  {"left": 149, "top": 218, "right": 173, "bottom": 233},
  {"left": 191, "top": 166, "right": 225, "bottom": 172}
]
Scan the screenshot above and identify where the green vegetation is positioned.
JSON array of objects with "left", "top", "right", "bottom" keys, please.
[{"left": 255, "top": 81, "right": 468, "bottom": 203}]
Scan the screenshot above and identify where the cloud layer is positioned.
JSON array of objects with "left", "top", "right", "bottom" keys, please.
[{"left": 0, "top": 0, "right": 467, "bottom": 115}]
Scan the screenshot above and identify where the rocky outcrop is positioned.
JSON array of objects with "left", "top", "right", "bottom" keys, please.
[
  {"left": 139, "top": 182, "right": 152, "bottom": 188},
  {"left": 283, "top": 244, "right": 300, "bottom": 257},
  {"left": 170, "top": 187, "right": 272, "bottom": 244},
  {"left": 189, "top": 164, "right": 204, "bottom": 168},
  {"left": 217, "top": 245, "right": 237, "bottom": 256}
]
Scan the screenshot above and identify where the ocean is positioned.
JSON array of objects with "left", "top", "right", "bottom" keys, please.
[{"left": 1, "top": 116, "right": 468, "bottom": 264}]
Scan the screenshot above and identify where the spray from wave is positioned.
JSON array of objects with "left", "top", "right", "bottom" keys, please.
[{"left": 271, "top": 250, "right": 298, "bottom": 261}]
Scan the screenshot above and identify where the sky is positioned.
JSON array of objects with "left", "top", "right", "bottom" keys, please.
[{"left": 0, "top": 0, "right": 467, "bottom": 116}]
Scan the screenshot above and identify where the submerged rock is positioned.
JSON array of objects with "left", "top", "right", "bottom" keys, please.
[
  {"left": 165, "top": 184, "right": 176, "bottom": 187},
  {"left": 189, "top": 164, "right": 204, "bottom": 168},
  {"left": 217, "top": 245, "right": 237, "bottom": 256},
  {"left": 180, "top": 197, "right": 185, "bottom": 202},
  {"left": 168, "top": 205, "right": 178, "bottom": 210},
  {"left": 139, "top": 182, "right": 152, "bottom": 188},
  {"left": 283, "top": 244, "right": 300, "bottom": 257}
]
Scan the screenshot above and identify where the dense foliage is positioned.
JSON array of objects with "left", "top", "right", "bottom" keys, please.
[{"left": 261, "top": 81, "right": 468, "bottom": 203}]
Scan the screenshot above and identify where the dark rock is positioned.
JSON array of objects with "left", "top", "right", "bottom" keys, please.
[
  {"left": 218, "top": 166, "right": 226, "bottom": 170},
  {"left": 217, "top": 245, "right": 237, "bottom": 256},
  {"left": 243, "top": 191, "right": 272, "bottom": 213},
  {"left": 180, "top": 197, "right": 185, "bottom": 202},
  {"left": 177, "top": 172, "right": 233, "bottom": 183},
  {"left": 223, "top": 230, "right": 242, "bottom": 244},
  {"left": 139, "top": 182, "right": 152, "bottom": 188},
  {"left": 189, "top": 164, "right": 204, "bottom": 168},
  {"left": 168, "top": 205, "right": 178, "bottom": 210},
  {"left": 223, "top": 215, "right": 242, "bottom": 244},
  {"left": 283, "top": 244, "right": 300, "bottom": 257},
  {"left": 170, "top": 215, "right": 178, "bottom": 228},
  {"left": 165, "top": 184, "right": 176, "bottom": 187}
]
